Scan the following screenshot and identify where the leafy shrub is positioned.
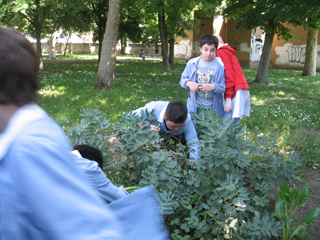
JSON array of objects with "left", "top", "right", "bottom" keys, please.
[
  {"left": 57, "top": 108, "right": 112, "bottom": 165},
  {"left": 60, "top": 109, "right": 304, "bottom": 239}
]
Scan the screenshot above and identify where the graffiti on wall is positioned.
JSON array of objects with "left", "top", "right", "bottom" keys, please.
[
  {"left": 250, "top": 36, "right": 263, "bottom": 62},
  {"left": 174, "top": 40, "right": 192, "bottom": 59},
  {"left": 275, "top": 43, "right": 320, "bottom": 67},
  {"left": 287, "top": 45, "right": 306, "bottom": 64}
]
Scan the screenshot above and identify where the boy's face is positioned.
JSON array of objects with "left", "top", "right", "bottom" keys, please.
[
  {"left": 164, "top": 114, "right": 184, "bottom": 133},
  {"left": 200, "top": 43, "right": 216, "bottom": 62}
]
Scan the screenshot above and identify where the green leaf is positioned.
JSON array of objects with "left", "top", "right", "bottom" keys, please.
[
  {"left": 300, "top": 207, "right": 320, "bottom": 225},
  {"left": 279, "top": 182, "right": 291, "bottom": 204},
  {"left": 290, "top": 224, "right": 306, "bottom": 238},
  {"left": 298, "top": 184, "right": 308, "bottom": 206}
]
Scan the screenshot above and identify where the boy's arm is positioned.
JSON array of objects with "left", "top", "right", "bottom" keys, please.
[
  {"left": 180, "top": 62, "right": 192, "bottom": 89},
  {"left": 183, "top": 118, "right": 200, "bottom": 160},
  {"left": 180, "top": 62, "right": 199, "bottom": 92},
  {"left": 83, "top": 160, "right": 129, "bottom": 204},
  {"left": 217, "top": 52, "right": 235, "bottom": 99},
  {"left": 212, "top": 64, "right": 226, "bottom": 94},
  {"left": 132, "top": 102, "right": 161, "bottom": 131}
]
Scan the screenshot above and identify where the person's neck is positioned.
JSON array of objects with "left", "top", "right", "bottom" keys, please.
[{"left": 0, "top": 104, "right": 20, "bottom": 132}]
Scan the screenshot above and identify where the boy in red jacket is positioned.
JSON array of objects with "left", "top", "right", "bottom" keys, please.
[{"left": 216, "top": 43, "right": 251, "bottom": 124}]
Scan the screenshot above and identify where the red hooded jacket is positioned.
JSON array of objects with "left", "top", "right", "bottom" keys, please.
[{"left": 216, "top": 45, "right": 249, "bottom": 99}]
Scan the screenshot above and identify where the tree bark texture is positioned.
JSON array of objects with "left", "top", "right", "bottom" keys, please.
[
  {"left": 95, "top": 0, "right": 122, "bottom": 90},
  {"left": 158, "top": 0, "right": 170, "bottom": 71},
  {"left": 169, "top": 37, "right": 174, "bottom": 64},
  {"left": 302, "top": 28, "right": 318, "bottom": 77},
  {"left": 154, "top": 42, "right": 159, "bottom": 54},
  {"left": 255, "top": 32, "right": 274, "bottom": 84}
]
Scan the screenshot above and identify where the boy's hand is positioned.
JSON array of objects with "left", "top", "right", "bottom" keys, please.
[
  {"left": 186, "top": 81, "right": 199, "bottom": 92},
  {"left": 224, "top": 98, "right": 232, "bottom": 112},
  {"left": 199, "top": 83, "right": 216, "bottom": 92},
  {"left": 150, "top": 124, "right": 161, "bottom": 132}
]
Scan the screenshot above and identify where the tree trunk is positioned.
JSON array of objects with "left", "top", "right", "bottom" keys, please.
[
  {"left": 154, "top": 42, "right": 159, "bottom": 54},
  {"left": 254, "top": 32, "right": 274, "bottom": 84},
  {"left": 98, "top": 35, "right": 103, "bottom": 62},
  {"left": 48, "top": 34, "right": 54, "bottom": 59},
  {"left": 94, "top": 0, "right": 122, "bottom": 90},
  {"left": 120, "top": 36, "right": 126, "bottom": 55},
  {"left": 169, "top": 37, "right": 174, "bottom": 64},
  {"left": 64, "top": 31, "right": 71, "bottom": 57},
  {"left": 302, "top": 28, "right": 318, "bottom": 76},
  {"left": 158, "top": 0, "right": 169, "bottom": 71},
  {"left": 35, "top": 26, "right": 43, "bottom": 69},
  {"left": 48, "top": 33, "right": 57, "bottom": 60}
]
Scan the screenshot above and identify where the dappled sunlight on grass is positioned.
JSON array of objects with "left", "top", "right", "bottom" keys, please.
[{"left": 39, "top": 86, "right": 66, "bottom": 97}]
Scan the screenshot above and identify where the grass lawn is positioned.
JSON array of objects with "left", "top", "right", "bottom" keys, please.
[{"left": 38, "top": 54, "right": 320, "bottom": 166}]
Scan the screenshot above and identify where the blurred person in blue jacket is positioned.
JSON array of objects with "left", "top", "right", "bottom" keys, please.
[
  {"left": 131, "top": 100, "right": 200, "bottom": 160},
  {"left": 0, "top": 27, "right": 124, "bottom": 240},
  {"left": 0, "top": 27, "right": 168, "bottom": 240},
  {"left": 72, "top": 144, "right": 129, "bottom": 204}
]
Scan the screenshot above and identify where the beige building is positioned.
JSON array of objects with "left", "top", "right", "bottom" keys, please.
[{"left": 174, "top": 13, "right": 320, "bottom": 71}]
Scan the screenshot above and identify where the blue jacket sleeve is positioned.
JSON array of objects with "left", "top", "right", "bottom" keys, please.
[
  {"left": 183, "top": 117, "right": 200, "bottom": 160},
  {"left": 76, "top": 158, "right": 129, "bottom": 204},
  {"left": 108, "top": 187, "right": 169, "bottom": 240},
  {"left": 213, "top": 58, "right": 226, "bottom": 94}
]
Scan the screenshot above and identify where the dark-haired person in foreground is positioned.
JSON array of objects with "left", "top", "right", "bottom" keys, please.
[
  {"left": 131, "top": 100, "right": 200, "bottom": 160},
  {"left": 0, "top": 27, "right": 124, "bottom": 239},
  {"left": 72, "top": 144, "right": 129, "bottom": 204}
]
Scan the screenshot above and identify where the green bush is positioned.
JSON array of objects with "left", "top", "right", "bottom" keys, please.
[{"left": 60, "top": 108, "right": 304, "bottom": 239}]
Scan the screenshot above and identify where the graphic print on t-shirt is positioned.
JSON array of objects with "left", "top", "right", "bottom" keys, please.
[
  {"left": 197, "top": 70, "right": 213, "bottom": 85},
  {"left": 195, "top": 60, "right": 217, "bottom": 108}
]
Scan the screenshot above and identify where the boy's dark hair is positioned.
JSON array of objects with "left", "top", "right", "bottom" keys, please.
[
  {"left": 0, "top": 27, "right": 39, "bottom": 106},
  {"left": 200, "top": 34, "right": 219, "bottom": 49},
  {"left": 73, "top": 144, "right": 104, "bottom": 170},
  {"left": 165, "top": 100, "right": 188, "bottom": 124}
]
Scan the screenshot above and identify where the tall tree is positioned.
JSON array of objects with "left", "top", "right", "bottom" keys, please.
[
  {"left": 224, "top": 0, "right": 299, "bottom": 84},
  {"left": 157, "top": 0, "right": 170, "bottom": 70},
  {"left": 94, "top": 0, "right": 122, "bottom": 90},
  {"left": 224, "top": 0, "right": 320, "bottom": 83},
  {"left": 0, "top": 0, "right": 89, "bottom": 64},
  {"left": 302, "top": 29, "right": 318, "bottom": 77},
  {"left": 118, "top": 1, "right": 144, "bottom": 55},
  {"left": 138, "top": 13, "right": 161, "bottom": 54},
  {"left": 140, "top": 0, "right": 220, "bottom": 71},
  {"left": 287, "top": 0, "right": 320, "bottom": 77},
  {"left": 0, "top": 0, "right": 55, "bottom": 63}
]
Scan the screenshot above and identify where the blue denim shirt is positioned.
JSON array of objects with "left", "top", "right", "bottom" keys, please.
[{"left": 180, "top": 56, "right": 226, "bottom": 117}]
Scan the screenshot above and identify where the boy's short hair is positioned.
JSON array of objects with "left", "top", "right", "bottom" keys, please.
[
  {"left": 73, "top": 144, "right": 104, "bottom": 170},
  {"left": 0, "top": 27, "right": 39, "bottom": 106},
  {"left": 200, "top": 34, "right": 219, "bottom": 49},
  {"left": 165, "top": 100, "right": 188, "bottom": 124}
]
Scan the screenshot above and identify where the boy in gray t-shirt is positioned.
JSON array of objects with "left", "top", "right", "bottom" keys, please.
[{"left": 180, "top": 34, "right": 226, "bottom": 116}]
